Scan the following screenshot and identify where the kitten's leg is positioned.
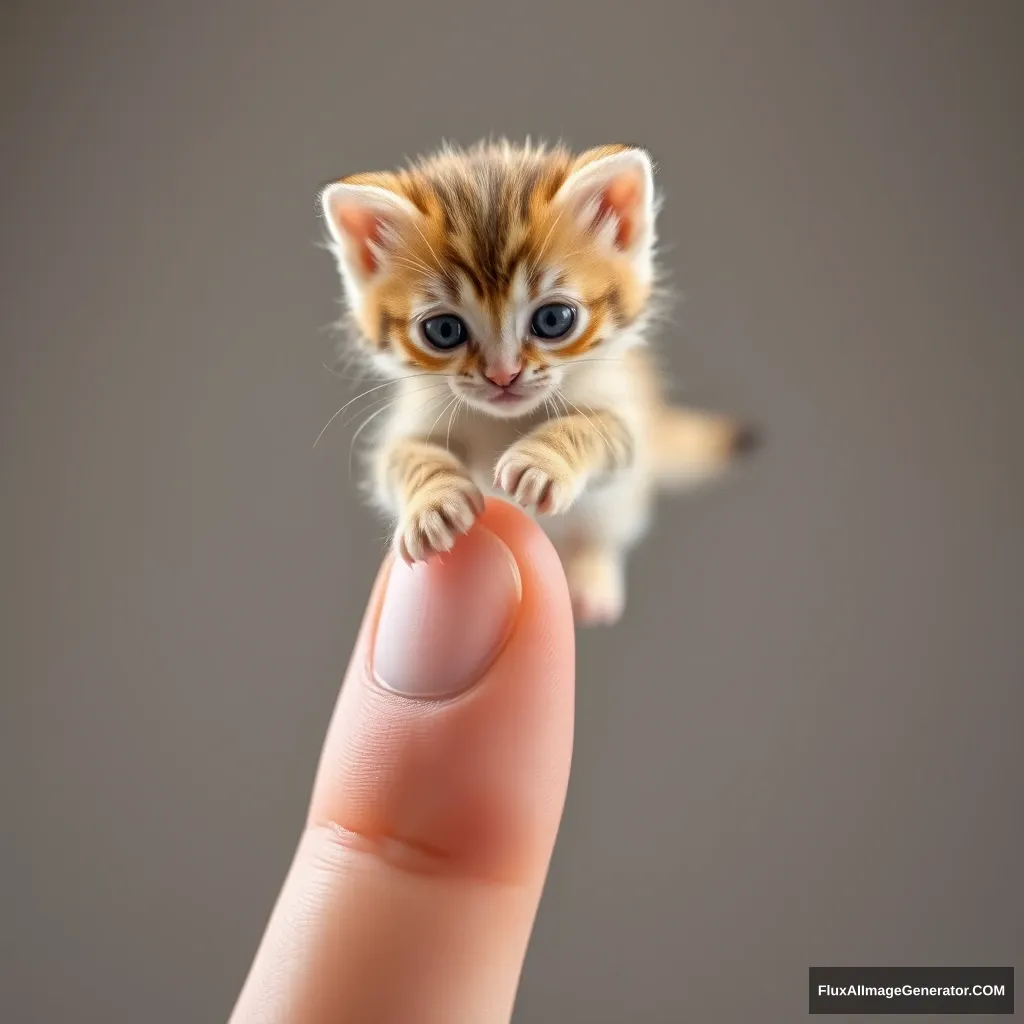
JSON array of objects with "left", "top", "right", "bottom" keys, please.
[
  {"left": 376, "top": 438, "right": 484, "bottom": 564},
  {"left": 563, "top": 544, "right": 626, "bottom": 626},
  {"left": 493, "top": 410, "right": 633, "bottom": 515},
  {"left": 493, "top": 409, "right": 637, "bottom": 625},
  {"left": 552, "top": 475, "right": 653, "bottom": 627}
]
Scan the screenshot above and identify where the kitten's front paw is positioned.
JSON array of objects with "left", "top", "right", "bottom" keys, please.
[
  {"left": 395, "top": 478, "right": 485, "bottom": 564},
  {"left": 493, "top": 441, "right": 583, "bottom": 515}
]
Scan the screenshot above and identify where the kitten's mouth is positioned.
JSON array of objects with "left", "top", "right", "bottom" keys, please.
[
  {"left": 488, "top": 390, "right": 528, "bottom": 406},
  {"left": 457, "top": 379, "right": 549, "bottom": 416}
]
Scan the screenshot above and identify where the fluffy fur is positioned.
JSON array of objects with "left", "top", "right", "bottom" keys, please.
[{"left": 318, "top": 140, "right": 756, "bottom": 626}]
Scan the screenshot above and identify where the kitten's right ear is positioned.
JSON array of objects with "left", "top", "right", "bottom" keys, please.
[{"left": 319, "top": 179, "right": 421, "bottom": 282}]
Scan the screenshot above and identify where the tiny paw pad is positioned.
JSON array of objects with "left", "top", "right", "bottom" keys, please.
[
  {"left": 493, "top": 443, "right": 581, "bottom": 515},
  {"left": 396, "top": 477, "right": 485, "bottom": 564}
]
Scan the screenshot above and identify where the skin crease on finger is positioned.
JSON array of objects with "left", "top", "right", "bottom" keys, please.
[{"left": 229, "top": 500, "right": 576, "bottom": 1024}]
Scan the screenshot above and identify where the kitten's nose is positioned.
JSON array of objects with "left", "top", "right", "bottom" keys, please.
[{"left": 484, "top": 365, "right": 522, "bottom": 388}]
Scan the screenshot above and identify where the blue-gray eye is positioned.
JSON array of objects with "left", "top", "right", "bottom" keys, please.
[
  {"left": 422, "top": 315, "right": 467, "bottom": 350},
  {"left": 531, "top": 303, "right": 576, "bottom": 340}
]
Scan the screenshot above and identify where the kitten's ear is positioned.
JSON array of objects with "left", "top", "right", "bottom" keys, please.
[
  {"left": 554, "top": 147, "right": 656, "bottom": 260},
  {"left": 319, "top": 178, "right": 421, "bottom": 282}
]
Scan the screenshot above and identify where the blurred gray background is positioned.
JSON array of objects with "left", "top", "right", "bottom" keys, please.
[{"left": 3, "top": 1, "right": 1022, "bottom": 1021}]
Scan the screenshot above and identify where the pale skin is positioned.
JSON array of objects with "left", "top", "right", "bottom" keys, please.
[{"left": 230, "top": 501, "right": 575, "bottom": 1024}]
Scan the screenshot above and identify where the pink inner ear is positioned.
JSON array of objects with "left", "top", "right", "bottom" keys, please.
[
  {"left": 337, "top": 205, "right": 384, "bottom": 274},
  {"left": 598, "top": 173, "right": 643, "bottom": 250}
]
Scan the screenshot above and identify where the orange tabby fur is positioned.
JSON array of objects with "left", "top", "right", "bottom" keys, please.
[{"left": 319, "top": 140, "right": 756, "bottom": 626}]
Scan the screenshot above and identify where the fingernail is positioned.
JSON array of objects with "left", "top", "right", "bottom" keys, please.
[{"left": 372, "top": 527, "right": 521, "bottom": 698}]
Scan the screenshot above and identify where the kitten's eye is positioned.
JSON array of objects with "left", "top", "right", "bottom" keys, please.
[
  {"left": 422, "top": 315, "right": 468, "bottom": 351},
  {"left": 531, "top": 303, "right": 576, "bottom": 341}
]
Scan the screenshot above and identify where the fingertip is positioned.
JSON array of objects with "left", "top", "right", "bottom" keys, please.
[{"left": 474, "top": 498, "right": 572, "bottom": 619}]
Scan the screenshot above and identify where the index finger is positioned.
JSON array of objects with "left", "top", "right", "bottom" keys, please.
[{"left": 230, "top": 500, "right": 575, "bottom": 1024}]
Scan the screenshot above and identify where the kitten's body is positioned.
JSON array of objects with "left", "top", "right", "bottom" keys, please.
[{"left": 319, "top": 141, "right": 755, "bottom": 625}]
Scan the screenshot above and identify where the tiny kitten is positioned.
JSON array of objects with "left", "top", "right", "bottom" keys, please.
[{"left": 318, "top": 140, "right": 757, "bottom": 626}]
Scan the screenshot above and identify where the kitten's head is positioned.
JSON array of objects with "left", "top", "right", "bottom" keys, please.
[{"left": 319, "top": 140, "right": 659, "bottom": 419}]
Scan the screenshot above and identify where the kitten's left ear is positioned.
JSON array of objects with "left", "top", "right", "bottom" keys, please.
[{"left": 554, "top": 146, "right": 656, "bottom": 261}]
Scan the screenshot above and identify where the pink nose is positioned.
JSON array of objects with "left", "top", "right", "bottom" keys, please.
[{"left": 484, "top": 366, "right": 521, "bottom": 388}]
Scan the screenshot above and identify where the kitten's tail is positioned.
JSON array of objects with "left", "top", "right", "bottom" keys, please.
[{"left": 650, "top": 406, "right": 761, "bottom": 491}]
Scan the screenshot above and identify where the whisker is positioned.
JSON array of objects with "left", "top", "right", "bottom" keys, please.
[
  {"left": 407, "top": 220, "right": 444, "bottom": 273},
  {"left": 574, "top": 396, "right": 618, "bottom": 456},
  {"left": 314, "top": 376, "right": 450, "bottom": 449},
  {"left": 361, "top": 388, "right": 455, "bottom": 470},
  {"left": 445, "top": 395, "right": 464, "bottom": 452},
  {"left": 346, "top": 386, "right": 451, "bottom": 479},
  {"left": 340, "top": 381, "right": 450, "bottom": 430},
  {"left": 537, "top": 205, "right": 567, "bottom": 261},
  {"left": 321, "top": 364, "right": 447, "bottom": 385},
  {"left": 386, "top": 254, "right": 433, "bottom": 277},
  {"left": 408, "top": 387, "right": 457, "bottom": 419},
  {"left": 542, "top": 395, "right": 556, "bottom": 425},
  {"left": 395, "top": 249, "right": 435, "bottom": 274},
  {"left": 426, "top": 394, "right": 460, "bottom": 443},
  {"left": 552, "top": 247, "right": 593, "bottom": 261},
  {"left": 320, "top": 361, "right": 377, "bottom": 382},
  {"left": 555, "top": 387, "right": 616, "bottom": 457},
  {"left": 347, "top": 395, "right": 408, "bottom": 480},
  {"left": 551, "top": 388, "right": 581, "bottom": 447},
  {"left": 312, "top": 377, "right": 422, "bottom": 448}
]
